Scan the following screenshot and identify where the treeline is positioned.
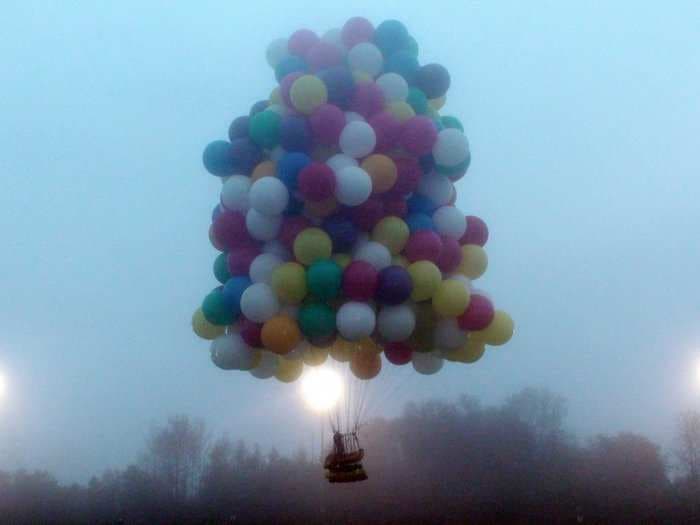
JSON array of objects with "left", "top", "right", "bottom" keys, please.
[{"left": 1, "top": 388, "right": 699, "bottom": 524}]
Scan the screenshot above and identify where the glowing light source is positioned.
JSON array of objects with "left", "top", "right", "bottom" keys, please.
[
  {"left": 300, "top": 367, "right": 343, "bottom": 412},
  {"left": 0, "top": 372, "right": 6, "bottom": 402}
]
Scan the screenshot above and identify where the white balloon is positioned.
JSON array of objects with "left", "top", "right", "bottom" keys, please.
[
  {"left": 249, "top": 177, "right": 289, "bottom": 216},
  {"left": 376, "top": 73, "right": 408, "bottom": 102},
  {"left": 354, "top": 241, "right": 391, "bottom": 270},
  {"left": 344, "top": 111, "right": 365, "bottom": 123},
  {"left": 263, "top": 240, "right": 291, "bottom": 260},
  {"left": 433, "top": 129, "right": 470, "bottom": 167},
  {"left": 339, "top": 121, "right": 376, "bottom": 158},
  {"left": 250, "top": 351, "right": 279, "bottom": 379},
  {"left": 220, "top": 175, "right": 251, "bottom": 212},
  {"left": 416, "top": 172, "right": 454, "bottom": 206},
  {"left": 266, "top": 38, "right": 289, "bottom": 68},
  {"left": 432, "top": 206, "right": 467, "bottom": 238},
  {"left": 377, "top": 304, "right": 416, "bottom": 342},
  {"left": 240, "top": 283, "right": 279, "bottom": 323},
  {"left": 434, "top": 318, "right": 467, "bottom": 350},
  {"left": 335, "top": 166, "right": 372, "bottom": 206},
  {"left": 210, "top": 333, "right": 257, "bottom": 370},
  {"left": 249, "top": 253, "right": 283, "bottom": 283},
  {"left": 246, "top": 209, "right": 282, "bottom": 241},
  {"left": 326, "top": 153, "right": 358, "bottom": 173},
  {"left": 336, "top": 302, "right": 376, "bottom": 341},
  {"left": 347, "top": 42, "right": 383, "bottom": 77},
  {"left": 270, "top": 146, "right": 286, "bottom": 161},
  {"left": 412, "top": 351, "right": 444, "bottom": 375}
]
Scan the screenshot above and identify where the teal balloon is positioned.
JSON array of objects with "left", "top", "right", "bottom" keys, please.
[
  {"left": 299, "top": 302, "right": 336, "bottom": 339},
  {"left": 374, "top": 20, "right": 409, "bottom": 55},
  {"left": 306, "top": 259, "right": 342, "bottom": 301},
  {"left": 249, "top": 110, "right": 281, "bottom": 149},
  {"left": 202, "top": 288, "right": 236, "bottom": 325},
  {"left": 440, "top": 115, "right": 464, "bottom": 132},
  {"left": 213, "top": 253, "right": 231, "bottom": 284},
  {"left": 386, "top": 50, "right": 419, "bottom": 84},
  {"left": 406, "top": 36, "right": 419, "bottom": 58},
  {"left": 436, "top": 153, "right": 471, "bottom": 176},
  {"left": 406, "top": 88, "right": 428, "bottom": 115}
]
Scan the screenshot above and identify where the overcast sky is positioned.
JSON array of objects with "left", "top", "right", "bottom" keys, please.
[{"left": 1, "top": 1, "right": 699, "bottom": 482}]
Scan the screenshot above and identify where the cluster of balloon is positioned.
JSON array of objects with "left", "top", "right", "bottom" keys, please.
[{"left": 193, "top": 17, "right": 514, "bottom": 383}]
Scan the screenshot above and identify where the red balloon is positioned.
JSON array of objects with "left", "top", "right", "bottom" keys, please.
[
  {"left": 368, "top": 111, "right": 401, "bottom": 152},
  {"left": 390, "top": 157, "right": 422, "bottom": 195},
  {"left": 384, "top": 341, "right": 413, "bottom": 365},
  {"left": 212, "top": 210, "right": 251, "bottom": 250},
  {"left": 350, "top": 82, "right": 385, "bottom": 118},
  {"left": 279, "top": 216, "right": 312, "bottom": 249},
  {"left": 460, "top": 216, "right": 489, "bottom": 247},
  {"left": 404, "top": 230, "right": 443, "bottom": 263},
  {"left": 351, "top": 197, "right": 385, "bottom": 231},
  {"left": 341, "top": 17, "right": 374, "bottom": 48},
  {"left": 399, "top": 116, "right": 438, "bottom": 156},
  {"left": 306, "top": 41, "right": 343, "bottom": 71},
  {"left": 436, "top": 235, "right": 462, "bottom": 273},
  {"left": 457, "top": 294, "right": 495, "bottom": 331},
  {"left": 288, "top": 29, "right": 319, "bottom": 57},
  {"left": 227, "top": 242, "right": 261, "bottom": 276},
  {"left": 342, "top": 260, "right": 379, "bottom": 301},
  {"left": 298, "top": 162, "right": 336, "bottom": 202},
  {"left": 240, "top": 317, "right": 263, "bottom": 347},
  {"left": 383, "top": 195, "right": 408, "bottom": 218},
  {"left": 309, "top": 103, "right": 345, "bottom": 145}
]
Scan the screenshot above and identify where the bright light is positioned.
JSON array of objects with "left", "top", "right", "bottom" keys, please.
[
  {"left": 300, "top": 368, "right": 343, "bottom": 412},
  {"left": 0, "top": 372, "right": 6, "bottom": 402},
  {"left": 696, "top": 359, "right": 700, "bottom": 389}
]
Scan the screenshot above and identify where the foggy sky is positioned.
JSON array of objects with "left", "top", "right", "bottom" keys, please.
[{"left": 1, "top": 1, "right": 699, "bottom": 482}]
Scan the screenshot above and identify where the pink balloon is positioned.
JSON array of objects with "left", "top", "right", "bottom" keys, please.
[
  {"left": 460, "top": 216, "right": 489, "bottom": 247},
  {"left": 436, "top": 235, "right": 462, "bottom": 273},
  {"left": 404, "top": 230, "right": 443, "bottom": 263},
  {"left": 342, "top": 260, "right": 378, "bottom": 301},
  {"left": 350, "top": 82, "right": 385, "bottom": 118},
  {"left": 351, "top": 197, "right": 385, "bottom": 231},
  {"left": 227, "top": 242, "right": 261, "bottom": 276},
  {"left": 288, "top": 29, "right": 319, "bottom": 57},
  {"left": 309, "top": 104, "right": 345, "bottom": 145},
  {"left": 279, "top": 216, "right": 312, "bottom": 249},
  {"left": 368, "top": 111, "right": 401, "bottom": 152},
  {"left": 390, "top": 157, "right": 421, "bottom": 195},
  {"left": 212, "top": 210, "right": 252, "bottom": 250},
  {"left": 280, "top": 72, "right": 303, "bottom": 108},
  {"left": 306, "top": 41, "right": 343, "bottom": 71},
  {"left": 341, "top": 17, "right": 374, "bottom": 48},
  {"left": 240, "top": 317, "right": 263, "bottom": 347},
  {"left": 383, "top": 195, "right": 408, "bottom": 218},
  {"left": 400, "top": 116, "right": 438, "bottom": 156},
  {"left": 384, "top": 341, "right": 413, "bottom": 365},
  {"left": 457, "top": 294, "right": 495, "bottom": 331},
  {"left": 298, "top": 162, "right": 336, "bottom": 202}
]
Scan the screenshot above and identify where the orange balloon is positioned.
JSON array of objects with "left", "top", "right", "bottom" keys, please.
[
  {"left": 251, "top": 160, "right": 276, "bottom": 182},
  {"left": 304, "top": 197, "right": 338, "bottom": 218},
  {"left": 261, "top": 316, "right": 301, "bottom": 355},
  {"left": 361, "top": 154, "right": 397, "bottom": 194},
  {"left": 350, "top": 350, "right": 382, "bottom": 380}
]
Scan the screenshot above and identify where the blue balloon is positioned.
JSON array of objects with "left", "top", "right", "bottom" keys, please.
[
  {"left": 285, "top": 196, "right": 305, "bottom": 216},
  {"left": 277, "top": 152, "right": 312, "bottom": 191},
  {"left": 323, "top": 215, "right": 358, "bottom": 252},
  {"left": 202, "top": 140, "right": 236, "bottom": 176},
  {"left": 405, "top": 212, "right": 434, "bottom": 232},
  {"left": 222, "top": 276, "right": 252, "bottom": 316},
  {"left": 275, "top": 55, "right": 308, "bottom": 83},
  {"left": 407, "top": 194, "right": 437, "bottom": 215},
  {"left": 317, "top": 66, "right": 355, "bottom": 109},
  {"left": 374, "top": 20, "right": 410, "bottom": 56},
  {"left": 228, "top": 116, "right": 250, "bottom": 141},
  {"left": 249, "top": 100, "right": 269, "bottom": 117},
  {"left": 229, "top": 138, "right": 262, "bottom": 175},
  {"left": 280, "top": 115, "right": 312, "bottom": 152}
]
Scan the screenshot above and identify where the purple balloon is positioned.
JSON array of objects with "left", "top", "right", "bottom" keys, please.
[
  {"left": 280, "top": 114, "right": 311, "bottom": 151},
  {"left": 375, "top": 266, "right": 413, "bottom": 305},
  {"left": 309, "top": 103, "right": 345, "bottom": 145},
  {"left": 229, "top": 138, "right": 262, "bottom": 174},
  {"left": 318, "top": 66, "right": 355, "bottom": 109},
  {"left": 322, "top": 214, "right": 358, "bottom": 252}
]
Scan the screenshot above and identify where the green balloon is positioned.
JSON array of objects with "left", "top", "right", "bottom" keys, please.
[
  {"left": 306, "top": 259, "right": 342, "bottom": 301},
  {"left": 248, "top": 110, "right": 281, "bottom": 149},
  {"left": 406, "top": 36, "right": 419, "bottom": 58},
  {"left": 440, "top": 115, "right": 464, "bottom": 132},
  {"left": 406, "top": 87, "right": 428, "bottom": 115},
  {"left": 213, "top": 253, "right": 231, "bottom": 284},
  {"left": 299, "top": 303, "right": 336, "bottom": 339},
  {"left": 436, "top": 154, "right": 471, "bottom": 176},
  {"left": 201, "top": 289, "right": 236, "bottom": 325}
]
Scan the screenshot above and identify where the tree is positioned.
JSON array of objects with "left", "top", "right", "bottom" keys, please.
[{"left": 676, "top": 410, "right": 700, "bottom": 486}]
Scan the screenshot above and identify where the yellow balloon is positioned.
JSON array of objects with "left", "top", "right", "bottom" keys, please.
[
  {"left": 290, "top": 75, "right": 328, "bottom": 114},
  {"left": 372, "top": 216, "right": 409, "bottom": 255},
  {"left": 303, "top": 346, "right": 329, "bottom": 367},
  {"left": 449, "top": 338, "right": 486, "bottom": 363},
  {"left": 357, "top": 337, "right": 382, "bottom": 355},
  {"left": 407, "top": 261, "right": 442, "bottom": 302},
  {"left": 269, "top": 87, "right": 282, "bottom": 105},
  {"left": 458, "top": 245, "right": 488, "bottom": 279},
  {"left": 293, "top": 228, "right": 332, "bottom": 266},
  {"left": 332, "top": 253, "right": 352, "bottom": 269},
  {"left": 271, "top": 262, "right": 307, "bottom": 303},
  {"left": 471, "top": 310, "right": 514, "bottom": 346},
  {"left": 329, "top": 339, "right": 353, "bottom": 362},
  {"left": 192, "top": 308, "right": 226, "bottom": 340},
  {"left": 433, "top": 279, "right": 470, "bottom": 317},
  {"left": 392, "top": 255, "right": 409, "bottom": 268},
  {"left": 429, "top": 95, "right": 446, "bottom": 110},
  {"left": 275, "top": 358, "right": 304, "bottom": 383},
  {"left": 352, "top": 71, "right": 373, "bottom": 84},
  {"left": 388, "top": 101, "right": 416, "bottom": 122}
]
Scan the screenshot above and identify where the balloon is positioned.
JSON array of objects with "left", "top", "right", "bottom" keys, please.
[
  {"left": 299, "top": 302, "right": 337, "bottom": 339},
  {"left": 263, "top": 240, "right": 291, "bottom": 261},
  {"left": 203, "top": 140, "right": 236, "bottom": 176},
  {"left": 221, "top": 175, "right": 251, "bottom": 212},
  {"left": 386, "top": 50, "right": 420, "bottom": 83},
  {"left": 405, "top": 212, "right": 434, "bottom": 233},
  {"left": 303, "top": 195, "right": 336, "bottom": 221},
  {"left": 411, "top": 302, "right": 435, "bottom": 351},
  {"left": 229, "top": 138, "right": 263, "bottom": 175},
  {"left": 368, "top": 111, "right": 401, "bottom": 152},
  {"left": 376, "top": 72, "right": 408, "bottom": 102},
  {"left": 341, "top": 17, "right": 374, "bottom": 47},
  {"left": 293, "top": 228, "right": 332, "bottom": 266},
  {"left": 192, "top": 308, "right": 226, "bottom": 340},
  {"left": 222, "top": 276, "right": 252, "bottom": 315},
  {"left": 347, "top": 42, "right": 383, "bottom": 77},
  {"left": 342, "top": 260, "right": 379, "bottom": 301},
  {"left": 275, "top": 357, "right": 304, "bottom": 383},
  {"left": 330, "top": 339, "right": 354, "bottom": 362},
  {"left": 460, "top": 216, "right": 489, "bottom": 247},
  {"left": 361, "top": 154, "right": 397, "bottom": 194},
  {"left": 289, "top": 75, "right": 327, "bottom": 115},
  {"left": 249, "top": 177, "right": 289, "bottom": 216},
  {"left": 240, "top": 317, "right": 263, "bottom": 347},
  {"left": 406, "top": 87, "right": 429, "bottom": 115},
  {"left": 335, "top": 166, "right": 372, "bottom": 205},
  {"left": 471, "top": 310, "right": 514, "bottom": 346},
  {"left": 202, "top": 288, "right": 236, "bottom": 325},
  {"left": 246, "top": 209, "right": 282, "bottom": 241},
  {"left": 441, "top": 115, "right": 464, "bottom": 132},
  {"left": 323, "top": 215, "right": 358, "bottom": 252},
  {"left": 350, "top": 349, "right": 382, "bottom": 380},
  {"left": 309, "top": 104, "right": 345, "bottom": 145},
  {"left": 432, "top": 206, "right": 466, "bottom": 239},
  {"left": 275, "top": 55, "right": 308, "bottom": 83},
  {"left": 240, "top": 283, "right": 279, "bottom": 323},
  {"left": 458, "top": 244, "right": 488, "bottom": 279},
  {"left": 332, "top": 253, "right": 352, "bottom": 269},
  {"left": 306, "top": 41, "right": 343, "bottom": 71},
  {"left": 375, "top": 266, "right": 413, "bottom": 305},
  {"left": 304, "top": 345, "right": 329, "bottom": 366},
  {"left": 227, "top": 243, "right": 261, "bottom": 276},
  {"left": 336, "top": 302, "right": 376, "bottom": 341},
  {"left": 416, "top": 172, "right": 453, "bottom": 206},
  {"left": 433, "top": 279, "right": 470, "bottom": 317},
  {"left": 321, "top": 28, "right": 345, "bottom": 52},
  {"left": 392, "top": 157, "right": 422, "bottom": 195},
  {"left": 271, "top": 262, "right": 307, "bottom": 303},
  {"left": 210, "top": 333, "right": 258, "bottom": 371},
  {"left": 384, "top": 341, "right": 413, "bottom": 365},
  {"left": 388, "top": 101, "right": 416, "bottom": 122},
  {"left": 450, "top": 338, "right": 486, "bottom": 364},
  {"left": 277, "top": 152, "right": 312, "bottom": 190},
  {"left": 248, "top": 110, "right": 281, "bottom": 149},
  {"left": 415, "top": 64, "right": 451, "bottom": 99},
  {"left": 405, "top": 230, "right": 443, "bottom": 264},
  {"left": 228, "top": 116, "right": 250, "bottom": 141},
  {"left": 306, "top": 259, "right": 342, "bottom": 300},
  {"left": 326, "top": 153, "right": 358, "bottom": 173},
  {"left": 373, "top": 20, "right": 409, "bottom": 55},
  {"left": 339, "top": 121, "right": 376, "bottom": 158},
  {"left": 213, "top": 252, "right": 231, "bottom": 284},
  {"left": 212, "top": 210, "right": 251, "bottom": 250},
  {"left": 354, "top": 241, "right": 392, "bottom": 270},
  {"left": 434, "top": 318, "right": 467, "bottom": 351},
  {"left": 279, "top": 215, "right": 312, "bottom": 249},
  {"left": 266, "top": 38, "right": 290, "bottom": 68},
  {"left": 407, "top": 261, "right": 442, "bottom": 302},
  {"left": 249, "top": 253, "right": 283, "bottom": 283},
  {"left": 280, "top": 114, "right": 312, "bottom": 151},
  {"left": 412, "top": 351, "right": 444, "bottom": 375},
  {"left": 350, "top": 82, "right": 385, "bottom": 118},
  {"left": 317, "top": 66, "right": 355, "bottom": 109},
  {"left": 288, "top": 29, "right": 319, "bottom": 56},
  {"left": 372, "top": 216, "right": 409, "bottom": 255},
  {"left": 436, "top": 235, "right": 462, "bottom": 273},
  {"left": 457, "top": 294, "right": 494, "bottom": 331},
  {"left": 298, "top": 162, "right": 336, "bottom": 202},
  {"left": 383, "top": 195, "right": 408, "bottom": 218},
  {"left": 250, "top": 350, "right": 279, "bottom": 378},
  {"left": 377, "top": 304, "right": 415, "bottom": 342},
  {"left": 400, "top": 116, "right": 438, "bottom": 156},
  {"left": 351, "top": 197, "right": 385, "bottom": 231},
  {"left": 261, "top": 315, "right": 301, "bottom": 354},
  {"left": 433, "top": 128, "right": 469, "bottom": 168}
]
